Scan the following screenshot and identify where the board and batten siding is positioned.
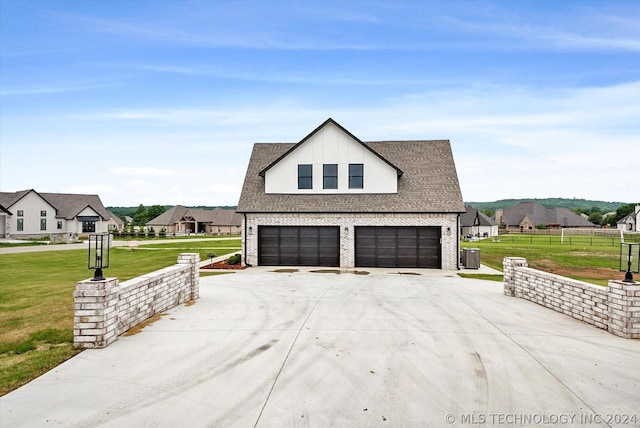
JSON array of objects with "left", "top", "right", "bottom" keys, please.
[{"left": 264, "top": 122, "right": 398, "bottom": 194}]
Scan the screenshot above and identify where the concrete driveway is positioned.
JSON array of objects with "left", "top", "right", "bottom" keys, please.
[{"left": 1, "top": 268, "right": 639, "bottom": 427}]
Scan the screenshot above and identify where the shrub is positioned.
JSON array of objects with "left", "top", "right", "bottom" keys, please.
[{"left": 228, "top": 254, "right": 241, "bottom": 265}]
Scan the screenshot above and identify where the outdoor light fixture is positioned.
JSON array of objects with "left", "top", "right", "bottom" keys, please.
[
  {"left": 88, "top": 233, "right": 110, "bottom": 281},
  {"left": 248, "top": 226, "right": 253, "bottom": 235},
  {"left": 619, "top": 242, "right": 640, "bottom": 283},
  {"left": 447, "top": 226, "right": 451, "bottom": 236}
]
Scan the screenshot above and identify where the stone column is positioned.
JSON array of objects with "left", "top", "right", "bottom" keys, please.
[
  {"left": 73, "top": 277, "right": 119, "bottom": 349},
  {"left": 607, "top": 280, "right": 640, "bottom": 339},
  {"left": 177, "top": 252, "right": 200, "bottom": 300},
  {"left": 503, "top": 257, "right": 528, "bottom": 297}
]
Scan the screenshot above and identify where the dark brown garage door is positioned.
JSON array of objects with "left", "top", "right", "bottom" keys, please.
[
  {"left": 258, "top": 226, "right": 340, "bottom": 266},
  {"left": 355, "top": 226, "right": 441, "bottom": 268}
]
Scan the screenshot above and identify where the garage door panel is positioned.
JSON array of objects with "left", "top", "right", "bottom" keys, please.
[
  {"left": 355, "top": 226, "right": 440, "bottom": 269},
  {"left": 258, "top": 226, "right": 339, "bottom": 267}
]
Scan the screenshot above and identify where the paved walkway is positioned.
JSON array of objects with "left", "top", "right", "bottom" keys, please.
[{"left": 1, "top": 269, "right": 638, "bottom": 427}]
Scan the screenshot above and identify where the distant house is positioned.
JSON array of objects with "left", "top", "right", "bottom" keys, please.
[
  {"left": 236, "top": 118, "right": 465, "bottom": 269},
  {"left": 0, "top": 189, "right": 110, "bottom": 241},
  {"left": 617, "top": 205, "right": 640, "bottom": 232},
  {"left": 146, "top": 205, "right": 241, "bottom": 235},
  {"left": 494, "top": 201, "right": 595, "bottom": 231},
  {"left": 106, "top": 211, "right": 124, "bottom": 232},
  {"left": 460, "top": 205, "right": 498, "bottom": 238}
]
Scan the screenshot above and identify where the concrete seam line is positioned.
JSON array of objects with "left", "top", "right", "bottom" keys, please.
[
  {"left": 460, "top": 299, "right": 608, "bottom": 426},
  {"left": 253, "top": 282, "right": 336, "bottom": 428}
]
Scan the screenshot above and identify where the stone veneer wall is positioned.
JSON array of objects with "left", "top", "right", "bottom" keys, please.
[
  {"left": 242, "top": 212, "right": 460, "bottom": 270},
  {"left": 503, "top": 257, "right": 640, "bottom": 339},
  {"left": 73, "top": 253, "right": 200, "bottom": 349}
]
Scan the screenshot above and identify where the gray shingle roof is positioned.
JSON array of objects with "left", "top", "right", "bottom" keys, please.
[
  {"left": 237, "top": 139, "right": 465, "bottom": 214},
  {"left": 501, "top": 202, "right": 595, "bottom": 227},
  {"left": 460, "top": 205, "right": 497, "bottom": 227},
  {"left": 0, "top": 189, "right": 110, "bottom": 220},
  {"left": 147, "top": 205, "right": 241, "bottom": 226}
]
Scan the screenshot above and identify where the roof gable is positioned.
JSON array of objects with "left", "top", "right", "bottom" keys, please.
[
  {"left": 237, "top": 139, "right": 465, "bottom": 214},
  {"left": 40, "top": 193, "right": 110, "bottom": 220},
  {"left": 461, "top": 205, "right": 497, "bottom": 227},
  {"left": 258, "top": 118, "right": 403, "bottom": 178},
  {"left": 147, "top": 206, "right": 241, "bottom": 226}
]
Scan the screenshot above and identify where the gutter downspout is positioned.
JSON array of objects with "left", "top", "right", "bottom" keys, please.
[
  {"left": 456, "top": 214, "right": 460, "bottom": 270},
  {"left": 242, "top": 213, "right": 247, "bottom": 266}
]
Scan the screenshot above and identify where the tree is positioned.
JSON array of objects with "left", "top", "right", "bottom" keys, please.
[
  {"left": 588, "top": 212, "right": 603, "bottom": 225},
  {"left": 147, "top": 205, "right": 166, "bottom": 221},
  {"left": 132, "top": 204, "right": 148, "bottom": 227}
]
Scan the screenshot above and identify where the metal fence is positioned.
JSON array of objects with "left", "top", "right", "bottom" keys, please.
[{"left": 491, "top": 234, "right": 640, "bottom": 246}]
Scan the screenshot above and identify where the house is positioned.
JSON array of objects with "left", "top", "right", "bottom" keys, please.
[
  {"left": 494, "top": 201, "right": 595, "bottom": 231},
  {"left": 460, "top": 205, "right": 498, "bottom": 238},
  {"left": 236, "top": 118, "right": 465, "bottom": 270},
  {"left": 146, "top": 205, "right": 241, "bottom": 235},
  {"left": 617, "top": 205, "right": 640, "bottom": 232},
  {"left": 0, "top": 189, "right": 110, "bottom": 241},
  {"left": 106, "top": 211, "right": 125, "bottom": 232}
]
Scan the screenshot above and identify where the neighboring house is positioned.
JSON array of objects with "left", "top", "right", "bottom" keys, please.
[
  {"left": 0, "top": 189, "right": 110, "bottom": 241},
  {"left": 236, "top": 118, "right": 465, "bottom": 270},
  {"left": 617, "top": 205, "right": 640, "bottom": 232},
  {"left": 106, "top": 211, "right": 124, "bottom": 232},
  {"left": 494, "top": 201, "right": 595, "bottom": 231},
  {"left": 460, "top": 205, "right": 498, "bottom": 238},
  {"left": 146, "top": 205, "right": 241, "bottom": 235}
]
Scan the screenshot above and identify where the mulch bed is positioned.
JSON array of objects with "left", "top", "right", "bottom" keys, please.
[{"left": 201, "top": 260, "right": 246, "bottom": 270}]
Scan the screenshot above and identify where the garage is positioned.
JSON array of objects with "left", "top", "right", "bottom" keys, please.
[
  {"left": 258, "top": 226, "right": 340, "bottom": 266},
  {"left": 355, "top": 226, "right": 441, "bottom": 268}
]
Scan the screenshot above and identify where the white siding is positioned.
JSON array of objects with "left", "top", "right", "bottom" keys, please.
[
  {"left": 7, "top": 191, "right": 57, "bottom": 236},
  {"left": 265, "top": 122, "right": 397, "bottom": 194}
]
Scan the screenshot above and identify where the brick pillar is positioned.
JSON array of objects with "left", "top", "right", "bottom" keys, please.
[
  {"left": 503, "top": 257, "right": 528, "bottom": 297},
  {"left": 607, "top": 280, "right": 640, "bottom": 339},
  {"left": 177, "top": 253, "right": 200, "bottom": 300},
  {"left": 73, "top": 277, "right": 119, "bottom": 349}
]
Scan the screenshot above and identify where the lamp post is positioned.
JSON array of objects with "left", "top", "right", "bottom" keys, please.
[
  {"left": 88, "top": 233, "right": 110, "bottom": 281},
  {"left": 619, "top": 242, "right": 640, "bottom": 283}
]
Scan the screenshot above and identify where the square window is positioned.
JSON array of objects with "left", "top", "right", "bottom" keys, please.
[
  {"left": 17, "top": 210, "right": 24, "bottom": 217},
  {"left": 40, "top": 210, "right": 47, "bottom": 217},
  {"left": 349, "top": 163, "right": 364, "bottom": 189},
  {"left": 323, "top": 164, "right": 338, "bottom": 189},
  {"left": 298, "top": 164, "right": 312, "bottom": 189}
]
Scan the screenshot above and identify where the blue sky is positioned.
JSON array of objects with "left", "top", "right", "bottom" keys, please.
[{"left": 1, "top": 0, "right": 638, "bottom": 207}]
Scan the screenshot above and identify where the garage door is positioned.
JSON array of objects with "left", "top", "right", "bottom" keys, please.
[
  {"left": 258, "top": 226, "right": 340, "bottom": 266},
  {"left": 355, "top": 226, "right": 441, "bottom": 268}
]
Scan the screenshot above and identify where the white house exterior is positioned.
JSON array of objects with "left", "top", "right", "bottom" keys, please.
[
  {"left": 237, "top": 118, "right": 466, "bottom": 270},
  {"left": 0, "top": 189, "right": 111, "bottom": 241},
  {"left": 460, "top": 205, "right": 498, "bottom": 238},
  {"left": 618, "top": 205, "right": 640, "bottom": 232}
]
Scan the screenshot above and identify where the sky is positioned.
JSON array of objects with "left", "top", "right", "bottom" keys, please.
[{"left": 1, "top": 0, "right": 638, "bottom": 207}]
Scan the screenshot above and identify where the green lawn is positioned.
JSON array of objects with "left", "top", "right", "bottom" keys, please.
[
  {"left": 0, "top": 238, "right": 240, "bottom": 396},
  {"left": 461, "top": 234, "right": 627, "bottom": 286}
]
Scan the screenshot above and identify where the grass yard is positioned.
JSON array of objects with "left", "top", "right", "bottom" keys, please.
[
  {"left": 461, "top": 234, "right": 627, "bottom": 286},
  {"left": 0, "top": 238, "right": 240, "bottom": 396}
]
